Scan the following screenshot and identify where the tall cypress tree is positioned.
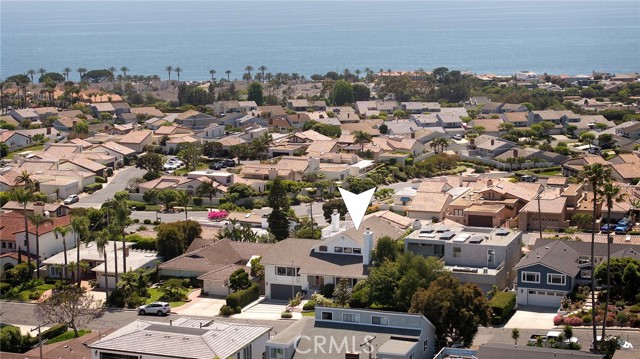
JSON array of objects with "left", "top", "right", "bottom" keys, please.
[{"left": 268, "top": 178, "right": 290, "bottom": 241}]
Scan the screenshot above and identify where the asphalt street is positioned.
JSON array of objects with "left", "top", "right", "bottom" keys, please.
[{"left": 70, "top": 166, "right": 146, "bottom": 208}]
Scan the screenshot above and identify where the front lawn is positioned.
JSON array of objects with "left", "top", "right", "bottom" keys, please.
[
  {"left": 46, "top": 329, "right": 91, "bottom": 344},
  {"left": 174, "top": 163, "right": 208, "bottom": 176},
  {"left": 146, "top": 288, "right": 190, "bottom": 308},
  {"left": 5, "top": 145, "right": 45, "bottom": 159},
  {"left": 3, "top": 284, "right": 54, "bottom": 302},
  {"left": 301, "top": 311, "right": 315, "bottom": 317}
]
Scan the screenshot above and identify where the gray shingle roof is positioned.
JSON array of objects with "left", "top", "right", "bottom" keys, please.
[
  {"left": 89, "top": 319, "right": 270, "bottom": 359},
  {"left": 513, "top": 241, "right": 581, "bottom": 276}
]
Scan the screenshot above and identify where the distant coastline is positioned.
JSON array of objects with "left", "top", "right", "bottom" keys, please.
[{"left": 2, "top": 0, "right": 639, "bottom": 80}]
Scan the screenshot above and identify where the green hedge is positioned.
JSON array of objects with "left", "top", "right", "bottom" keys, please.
[
  {"left": 84, "top": 183, "right": 103, "bottom": 193},
  {"left": 225, "top": 283, "right": 259, "bottom": 310},
  {"left": 0, "top": 282, "right": 11, "bottom": 295},
  {"left": 127, "top": 201, "right": 146, "bottom": 211},
  {"left": 489, "top": 292, "right": 516, "bottom": 324},
  {"left": 41, "top": 324, "right": 68, "bottom": 341},
  {"left": 125, "top": 234, "right": 157, "bottom": 250},
  {"left": 95, "top": 176, "right": 106, "bottom": 183}
]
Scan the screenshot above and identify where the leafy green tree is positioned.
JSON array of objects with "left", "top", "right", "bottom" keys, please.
[
  {"left": 177, "top": 142, "right": 203, "bottom": 171},
  {"left": 158, "top": 189, "right": 179, "bottom": 211},
  {"left": 0, "top": 325, "right": 28, "bottom": 353},
  {"left": 38, "top": 72, "right": 65, "bottom": 83},
  {"left": 268, "top": 178, "right": 290, "bottom": 241},
  {"left": 599, "top": 336, "right": 621, "bottom": 359},
  {"left": 333, "top": 278, "right": 352, "bottom": 307},
  {"left": 322, "top": 198, "right": 347, "bottom": 220},
  {"left": 433, "top": 67, "right": 449, "bottom": 83},
  {"left": 136, "top": 153, "right": 164, "bottom": 173},
  {"left": 247, "top": 82, "right": 265, "bottom": 105},
  {"left": 81, "top": 69, "right": 114, "bottom": 82},
  {"left": 202, "top": 141, "right": 223, "bottom": 158},
  {"left": 371, "top": 236, "right": 401, "bottom": 265},
  {"left": 229, "top": 268, "right": 250, "bottom": 291},
  {"left": 622, "top": 261, "right": 640, "bottom": 300},
  {"left": 353, "top": 130, "right": 372, "bottom": 154},
  {"left": 250, "top": 256, "right": 264, "bottom": 280},
  {"left": 160, "top": 278, "right": 187, "bottom": 301},
  {"left": 197, "top": 179, "right": 220, "bottom": 210},
  {"left": 177, "top": 83, "right": 211, "bottom": 106},
  {"left": 156, "top": 223, "right": 185, "bottom": 260},
  {"left": 331, "top": 80, "right": 354, "bottom": 106},
  {"left": 73, "top": 121, "right": 88, "bottom": 134},
  {"left": 35, "top": 285, "right": 101, "bottom": 337},
  {"left": 410, "top": 275, "right": 492, "bottom": 345},
  {"left": 346, "top": 177, "right": 375, "bottom": 194},
  {"left": 352, "top": 83, "right": 370, "bottom": 101},
  {"left": 580, "top": 132, "right": 596, "bottom": 148}
]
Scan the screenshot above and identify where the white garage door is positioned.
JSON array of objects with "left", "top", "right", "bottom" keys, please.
[
  {"left": 527, "top": 289, "right": 564, "bottom": 307},
  {"left": 203, "top": 280, "right": 229, "bottom": 297}
]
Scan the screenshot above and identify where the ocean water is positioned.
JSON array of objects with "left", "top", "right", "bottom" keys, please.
[{"left": 1, "top": 1, "right": 639, "bottom": 81}]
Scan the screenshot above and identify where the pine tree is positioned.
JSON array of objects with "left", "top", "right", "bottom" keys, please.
[{"left": 267, "top": 178, "right": 290, "bottom": 241}]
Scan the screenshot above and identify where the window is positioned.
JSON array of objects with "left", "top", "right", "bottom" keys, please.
[
  {"left": 276, "top": 266, "right": 298, "bottom": 277},
  {"left": 242, "top": 345, "right": 252, "bottom": 359},
  {"left": 334, "top": 247, "right": 343, "bottom": 253},
  {"left": 521, "top": 271, "right": 540, "bottom": 283},
  {"left": 353, "top": 248, "right": 361, "bottom": 254},
  {"left": 343, "top": 313, "right": 359, "bottom": 323},
  {"left": 344, "top": 247, "right": 353, "bottom": 254},
  {"left": 547, "top": 273, "right": 566, "bottom": 286},
  {"left": 318, "top": 246, "right": 327, "bottom": 252},
  {"left": 453, "top": 247, "right": 461, "bottom": 257},
  {"left": 409, "top": 353, "right": 414, "bottom": 359},
  {"left": 321, "top": 312, "right": 333, "bottom": 320},
  {"left": 372, "top": 316, "right": 388, "bottom": 325},
  {"left": 423, "top": 339, "right": 428, "bottom": 352},
  {"left": 581, "top": 269, "right": 591, "bottom": 278},
  {"left": 269, "top": 348, "right": 284, "bottom": 359}
]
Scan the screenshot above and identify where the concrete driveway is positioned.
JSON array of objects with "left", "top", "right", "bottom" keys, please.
[
  {"left": 233, "top": 300, "right": 302, "bottom": 320},
  {"left": 173, "top": 296, "right": 226, "bottom": 317},
  {"left": 504, "top": 306, "right": 558, "bottom": 329}
]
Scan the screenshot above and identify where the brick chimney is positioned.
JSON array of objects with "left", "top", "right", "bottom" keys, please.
[
  {"left": 46, "top": 127, "right": 51, "bottom": 135},
  {"left": 491, "top": 139, "right": 495, "bottom": 146},
  {"left": 513, "top": 149, "right": 518, "bottom": 157},
  {"left": 411, "top": 132, "right": 415, "bottom": 139}
]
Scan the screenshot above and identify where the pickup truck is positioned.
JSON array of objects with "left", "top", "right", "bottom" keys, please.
[{"left": 528, "top": 331, "right": 579, "bottom": 345}]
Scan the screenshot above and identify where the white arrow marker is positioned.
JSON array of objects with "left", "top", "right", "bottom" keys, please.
[{"left": 338, "top": 187, "right": 376, "bottom": 231}]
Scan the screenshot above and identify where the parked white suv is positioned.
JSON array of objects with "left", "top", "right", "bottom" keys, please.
[{"left": 138, "top": 302, "right": 171, "bottom": 316}]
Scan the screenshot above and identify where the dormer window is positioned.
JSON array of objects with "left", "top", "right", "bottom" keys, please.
[
  {"left": 318, "top": 246, "right": 327, "bottom": 252},
  {"left": 334, "top": 247, "right": 343, "bottom": 253}
]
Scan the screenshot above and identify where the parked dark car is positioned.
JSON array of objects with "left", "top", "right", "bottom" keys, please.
[
  {"left": 224, "top": 159, "right": 236, "bottom": 167},
  {"left": 601, "top": 224, "right": 615, "bottom": 233}
]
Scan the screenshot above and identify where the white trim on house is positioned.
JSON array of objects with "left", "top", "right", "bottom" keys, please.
[{"left": 521, "top": 271, "right": 540, "bottom": 284}]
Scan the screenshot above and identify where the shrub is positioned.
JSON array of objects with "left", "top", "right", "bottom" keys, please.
[
  {"left": 582, "top": 314, "right": 593, "bottom": 324},
  {"left": 153, "top": 220, "right": 161, "bottom": 225},
  {"left": 564, "top": 316, "right": 583, "bottom": 326},
  {"left": 143, "top": 219, "right": 151, "bottom": 224},
  {"left": 125, "top": 293, "right": 147, "bottom": 309},
  {"left": 225, "top": 284, "right": 259, "bottom": 310},
  {"left": 630, "top": 316, "right": 640, "bottom": 328},
  {"left": 303, "top": 300, "right": 316, "bottom": 311},
  {"left": 553, "top": 315, "right": 564, "bottom": 326},
  {"left": 133, "top": 218, "right": 140, "bottom": 223},
  {"left": 281, "top": 311, "right": 293, "bottom": 319},
  {"left": 137, "top": 225, "right": 148, "bottom": 231},
  {"left": 28, "top": 290, "right": 41, "bottom": 300},
  {"left": 193, "top": 197, "right": 203, "bottom": 206},
  {"left": 41, "top": 324, "right": 68, "bottom": 341},
  {"left": 616, "top": 312, "right": 629, "bottom": 324},
  {"left": 106, "top": 168, "right": 113, "bottom": 176},
  {"left": 95, "top": 176, "right": 107, "bottom": 183},
  {"left": 630, "top": 305, "right": 640, "bottom": 313},
  {"left": 489, "top": 292, "right": 516, "bottom": 324},
  {"left": 575, "top": 293, "right": 586, "bottom": 302},
  {"left": 84, "top": 183, "right": 103, "bottom": 193},
  {"left": 320, "top": 284, "right": 335, "bottom": 298},
  {"left": 219, "top": 305, "right": 235, "bottom": 316},
  {"left": 289, "top": 293, "right": 302, "bottom": 308},
  {"left": 234, "top": 306, "right": 242, "bottom": 314},
  {"left": 615, "top": 300, "right": 626, "bottom": 308},
  {"left": 0, "top": 282, "right": 11, "bottom": 295},
  {"left": 310, "top": 293, "right": 335, "bottom": 307}
]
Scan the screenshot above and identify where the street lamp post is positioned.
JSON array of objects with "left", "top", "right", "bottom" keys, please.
[{"left": 31, "top": 322, "right": 49, "bottom": 359}]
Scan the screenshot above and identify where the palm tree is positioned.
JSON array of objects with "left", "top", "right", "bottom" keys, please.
[
  {"left": 95, "top": 229, "right": 111, "bottom": 304},
  {"left": 176, "top": 191, "right": 192, "bottom": 221},
  {"left": 26, "top": 69, "right": 36, "bottom": 82},
  {"left": 244, "top": 65, "right": 254, "bottom": 79},
  {"left": 120, "top": 66, "right": 129, "bottom": 77},
  {"left": 63, "top": 67, "right": 72, "bottom": 81},
  {"left": 583, "top": 163, "right": 611, "bottom": 348},
  {"left": 38, "top": 68, "right": 47, "bottom": 80},
  {"left": 15, "top": 170, "right": 36, "bottom": 191},
  {"left": 512, "top": 328, "right": 520, "bottom": 346},
  {"left": 108, "top": 66, "right": 117, "bottom": 74},
  {"left": 354, "top": 69, "right": 361, "bottom": 80},
  {"left": 599, "top": 181, "right": 625, "bottom": 338},
  {"left": 209, "top": 69, "right": 216, "bottom": 82},
  {"left": 29, "top": 214, "right": 53, "bottom": 280},
  {"left": 10, "top": 188, "right": 33, "bottom": 277},
  {"left": 225, "top": 70, "right": 232, "bottom": 82},
  {"left": 76, "top": 68, "right": 87, "bottom": 80},
  {"left": 165, "top": 65, "right": 173, "bottom": 81},
  {"left": 258, "top": 66, "right": 267, "bottom": 81},
  {"left": 71, "top": 216, "right": 89, "bottom": 288},
  {"left": 197, "top": 180, "right": 220, "bottom": 211},
  {"left": 353, "top": 130, "right": 372, "bottom": 154},
  {"left": 174, "top": 67, "right": 182, "bottom": 82},
  {"left": 53, "top": 226, "right": 71, "bottom": 280}
]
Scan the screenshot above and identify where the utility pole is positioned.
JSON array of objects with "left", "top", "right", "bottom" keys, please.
[
  {"left": 537, "top": 187, "right": 544, "bottom": 241},
  {"left": 360, "top": 335, "right": 376, "bottom": 359},
  {"left": 309, "top": 202, "right": 314, "bottom": 238},
  {"left": 31, "top": 323, "right": 49, "bottom": 359}
]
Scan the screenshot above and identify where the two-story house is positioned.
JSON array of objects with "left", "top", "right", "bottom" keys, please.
[
  {"left": 261, "top": 213, "right": 404, "bottom": 300},
  {"left": 404, "top": 225, "right": 523, "bottom": 291},
  {"left": 266, "top": 307, "right": 437, "bottom": 359}
]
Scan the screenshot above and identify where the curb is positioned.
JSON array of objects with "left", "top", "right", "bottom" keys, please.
[{"left": 562, "top": 326, "right": 639, "bottom": 332}]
